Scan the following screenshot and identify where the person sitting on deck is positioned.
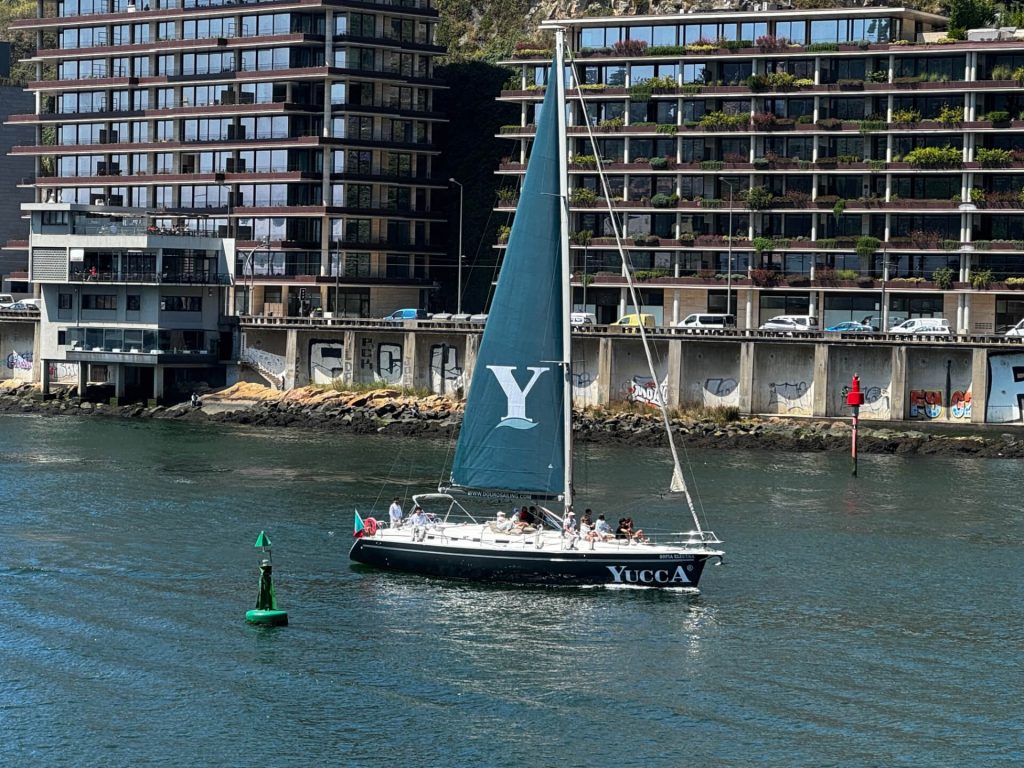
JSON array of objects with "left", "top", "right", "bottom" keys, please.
[
  {"left": 494, "top": 510, "right": 516, "bottom": 533},
  {"left": 579, "top": 510, "right": 595, "bottom": 541},
  {"left": 615, "top": 518, "right": 631, "bottom": 540},
  {"left": 593, "top": 514, "right": 613, "bottom": 541},
  {"left": 625, "top": 517, "right": 648, "bottom": 544}
]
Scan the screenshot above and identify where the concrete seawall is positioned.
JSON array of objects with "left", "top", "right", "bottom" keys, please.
[{"left": 239, "top": 322, "right": 1024, "bottom": 426}]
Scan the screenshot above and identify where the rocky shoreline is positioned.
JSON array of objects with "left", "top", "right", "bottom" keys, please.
[{"left": 2, "top": 380, "right": 1023, "bottom": 459}]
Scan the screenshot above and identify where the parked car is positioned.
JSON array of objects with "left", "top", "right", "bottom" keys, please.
[
  {"left": 860, "top": 315, "right": 906, "bottom": 332},
  {"left": 468, "top": 314, "right": 488, "bottom": 324},
  {"left": 889, "top": 318, "right": 951, "bottom": 335},
  {"left": 6, "top": 301, "right": 40, "bottom": 312},
  {"left": 825, "top": 321, "right": 873, "bottom": 333},
  {"left": 571, "top": 311, "right": 597, "bottom": 326},
  {"left": 1005, "top": 319, "right": 1024, "bottom": 337},
  {"left": 759, "top": 315, "right": 819, "bottom": 332},
  {"left": 676, "top": 313, "right": 736, "bottom": 330},
  {"left": 611, "top": 313, "right": 655, "bottom": 329},
  {"left": 383, "top": 308, "right": 429, "bottom": 321},
  {"left": 0, "top": 293, "right": 15, "bottom": 308}
]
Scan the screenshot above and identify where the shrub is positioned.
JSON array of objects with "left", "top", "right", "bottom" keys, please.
[
  {"left": 751, "top": 112, "right": 778, "bottom": 129},
  {"left": 817, "top": 117, "right": 843, "bottom": 130},
  {"left": 496, "top": 225, "right": 511, "bottom": 243},
  {"left": 990, "top": 64, "right": 1013, "bottom": 80},
  {"left": 892, "top": 108, "right": 922, "bottom": 124},
  {"left": 650, "top": 192, "right": 680, "bottom": 208},
  {"left": 655, "top": 123, "right": 677, "bottom": 134},
  {"left": 646, "top": 45, "right": 687, "bottom": 56},
  {"left": 744, "top": 186, "right": 775, "bottom": 210},
  {"left": 612, "top": 39, "right": 648, "bottom": 57},
  {"left": 970, "top": 268, "right": 993, "bottom": 289},
  {"left": 649, "top": 156, "right": 669, "bottom": 169},
  {"left": 755, "top": 34, "right": 788, "bottom": 52},
  {"left": 496, "top": 187, "right": 517, "bottom": 204},
  {"left": 905, "top": 146, "right": 962, "bottom": 168},
  {"left": 832, "top": 198, "right": 846, "bottom": 218},
  {"left": 570, "top": 187, "right": 598, "bottom": 206},
  {"left": 806, "top": 42, "right": 838, "bottom": 52},
  {"left": 752, "top": 236, "right": 774, "bottom": 252},
  {"left": 983, "top": 110, "right": 1010, "bottom": 123},
  {"left": 836, "top": 269, "right": 860, "bottom": 280},
  {"left": 970, "top": 187, "right": 986, "bottom": 205},
  {"left": 699, "top": 160, "right": 724, "bottom": 170},
  {"left": 571, "top": 230, "right": 593, "bottom": 245},
  {"left": 571, "top": 154, "right": 597, "bottom": 168},
  {"left": 977, "top": 147, "right": 1012, "bottom": 167},
  {"left": 766, "top": 71, "right": 796, "bottom": 89},
  {"left": 598, "top": 117, "right": 624, "bottom": 129},
  {"left": 629, "top": 74, "right": 677, "bottom": 102},
  {"left": 932, "top": 266, "right": 955, "bottom": 289},
  {"left": 937, "top": 104, "right": 964, "bottom": 125},
  {"left": 699, "top": 111, "right": 748, "bottom": 130},
  {"left": 855, "top": 236, "right": 881, "bottom": 258},
  {"left": 750, "top": 268, "right": 779, "bottom": 286}
]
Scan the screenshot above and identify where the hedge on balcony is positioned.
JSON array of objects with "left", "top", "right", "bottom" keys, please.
[{"left": 905, "top": 146, "right": 962, "bottom": 168}]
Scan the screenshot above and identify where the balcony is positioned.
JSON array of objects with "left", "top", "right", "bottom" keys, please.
[{"left": 69, "top": 268, "right": 232, "bottom": 285}]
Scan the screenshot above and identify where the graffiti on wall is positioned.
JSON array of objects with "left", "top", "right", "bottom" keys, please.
[
  {"left": 429, "top": 344, "right": 463, "bottom": 394},
  {"left": 310, "top": 341, "right": 344, "bottom": 385},
  {"left": 908, "top": 388, "right": 972, "bottom": 421},
  {"left": 987, "top": 353, "right": 1024, "bottom": 423},
  {"left": 624, "top": 375, "right": 667, "bottom": 407},
  {"left": 768, "top": 381, "right": 812, "bottom": 414},
  {"left": 48, "top": 362, "right": 79, "bottom": 381},
  {"left": 6, "top": 351, "right": 32, "bottom": 370},
  {"left": 702, "top": 377, "right": 739, "bottom": 407},
  {"left": 376, "top": 342, "right": 402, "bottom": 384},
  {"left": 840, "top": 382, "right": 891, "bottom": 417},
  {"left": 570, "top": 352, "right": 599, "bottom": 407}
]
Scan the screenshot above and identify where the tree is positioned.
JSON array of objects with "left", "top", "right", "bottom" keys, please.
[
  {"left": 946, "top": 0, "right": 996, "bottom": 38},
  {"left": 0, "top": 0, "right": 39, "bottom": 84}
]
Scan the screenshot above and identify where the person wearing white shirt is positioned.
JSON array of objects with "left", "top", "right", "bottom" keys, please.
[
  {"left": 388, "top": 496, "right": 403, "bottom": 528},
  {"left": 594, "top": 514, "right": 613, "bottom": 541}
]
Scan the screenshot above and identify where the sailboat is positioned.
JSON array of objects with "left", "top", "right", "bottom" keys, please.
[{"left": 349, "top": 30, "right": 724, "bottom": 589}]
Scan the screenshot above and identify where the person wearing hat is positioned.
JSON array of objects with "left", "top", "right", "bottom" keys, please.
[
  {"left": 388, "top": 496, "right": 404, "bottom": 528},
  {"left": 495, "top": 510, "right": 515, "bottom": 533},
  {"left": 562, "top": 508, "right": 578, "bottom": 549}
]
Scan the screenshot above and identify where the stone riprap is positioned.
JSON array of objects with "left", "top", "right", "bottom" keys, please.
[{"left": 1, "top": 380, "right": 1022, "bottom": 458}]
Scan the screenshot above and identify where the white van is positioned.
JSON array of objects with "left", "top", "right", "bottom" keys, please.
[
  {"left": 676, "top": 313, "right": 736, "bottom": 330},
  {"left": 759, "top": 315, "right": 819, "bottom": 332},
  {"left": 570, "top": 311, "right": 597, "bottom": 326},
  {"left": 889, "top": 318, "right": 951, "bottom": 335}
]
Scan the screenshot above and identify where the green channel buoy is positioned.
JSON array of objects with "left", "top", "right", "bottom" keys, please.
[{"left": 245, "top": 530, "right": 288, "bottom": 626}]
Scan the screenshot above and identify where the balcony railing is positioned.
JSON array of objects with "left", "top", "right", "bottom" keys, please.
[{"left": 69, "top": 268, "right": 232, "bottom": 285}]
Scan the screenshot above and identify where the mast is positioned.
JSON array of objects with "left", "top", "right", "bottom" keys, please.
[{"left": 556, "top": 28, "right": 573, "bottom": 514}]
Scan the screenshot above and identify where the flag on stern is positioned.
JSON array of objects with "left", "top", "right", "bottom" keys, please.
[{"left": 353, "top": 511, "right": 365, "bottom": 538}]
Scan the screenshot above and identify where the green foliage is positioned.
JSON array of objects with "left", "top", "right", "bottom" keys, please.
[
  {"left": 571, "top": 230, "right": 593, "bottom": 245},
  {"left": 496, "top": 225, "right": 511, "bottom": 243},
  {"left": 571, "top": 154, "right": 597, "bottom": 168},
  {"left": 836, "top": 269, "right": 860, "bottom": 280},
  {"left": 698, "top": 111, "right": 748, "bottom": 130},
  {"left": 648, "top": 156, "right": 669, "bottom": 169},
  {"left": 649, "top": 193, "right": 680, "bottom": 208},
  {"left": 569, "top": 187, "right": 598, "bottom": 207},
  {"left": 805, "top": 42, "right": 838, "bottom": 52},
  {"left": 948, "top": 0, "right": 996, "bottom": 38},
  {"left": 891, "top": 108, "right": 922, "bottom": 124},
  {"left": 655, "top": 123, "right": 677, "bottom": 134},
  {"left": 905, "top": 146, "right": 962, "bottom": 168},
  {"left": 937, "top": 104, "right": 964, "bottom": 124},
  {"left": 970, "top": 268, "right": 994, "bottom": 289},
  {"left": 970, "top": 187, "right": 986, "bottom": 205},
  {"left": 982, "top": 110, "right": 1010, "bottom": 123},
  {"left": 932, "top": 266, "right": 955, "bottom": 289},
  {"left": 744, "top": 186, "right": 774, "bottom": 210},
  {"left": 832, "top": 198, "right": 846, "bottom": 219},
  {"left": 752, "top": 236, "right": 775, "bottom": 253},
  {"left": 629, "top": 75, "right": 678, "bottom": 102},
  {"left": 855, "top": 236, "right": 880, "bottom": 258},
  {"left": 0, "top": 0, "right": 37, "bottom": 83}
]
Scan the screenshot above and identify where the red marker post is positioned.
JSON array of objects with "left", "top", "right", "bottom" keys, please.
[{"left": 846, "top": 374, "right": 865, "bottom": 476}]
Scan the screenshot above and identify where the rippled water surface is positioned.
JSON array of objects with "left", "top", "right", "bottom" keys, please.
[{"left": 1, "top": 415, "right": 1022, "bottom": 766}]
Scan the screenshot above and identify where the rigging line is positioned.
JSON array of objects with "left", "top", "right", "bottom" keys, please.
[{"left": 564, "top": 48, "right": 703, "bottom": 532}]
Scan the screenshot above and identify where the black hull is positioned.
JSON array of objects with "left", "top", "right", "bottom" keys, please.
[{"left": 349, "top": 538, "right": 716, "bottom": 589}]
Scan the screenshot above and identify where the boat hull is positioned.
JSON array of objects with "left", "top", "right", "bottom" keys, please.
[{"left": 349, "top": 537, "right": 720, "bottom": 589}]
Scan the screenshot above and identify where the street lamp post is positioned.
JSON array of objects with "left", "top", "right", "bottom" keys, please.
[
  {"left": 243, "top": 237, "right": 269, "bottom": 316},
  {"left": 449, "top": 177, "right": 464, "bottom": 315},
  {"left": 719, "top": 176, "right": 738, "bottom": 316}
]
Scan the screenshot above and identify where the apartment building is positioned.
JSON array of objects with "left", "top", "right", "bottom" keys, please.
[
  {"left": 10, "top": 0, "right": 447, "bottom": 319},
  {"left": 500, "top": 6, "right": 1024, "bottom": 333}
]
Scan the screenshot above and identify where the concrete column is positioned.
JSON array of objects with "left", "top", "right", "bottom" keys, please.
[
  {"left": 342, "top": 330, "right": 356, "bottom": 386},
  {"left": 745, "top": 288, "right": 753, "bottom": 330},
  {"left": 283, "top": 328, "right": 297, "bottom": 390},
  {"left": 812, "top": 343, "right": 828, "bottom": 416},
  {"left": 152, "top": 365, "right": 164, "bottom": 404},
  {"left": 596, "top": 337, "right": 613, "bottom": 406},
  {"left": 403, "top": 330, "right": 417, "bottom": 390},
  {"left": 78, "top": 362, "right": 88, "bottom": 400},
  {"left": 462, "top": 332, "right": 480, "bottom": 398},
  {"left": 41, "top": 357, "right": 51, "bottom": 397},
  {"left": 738, "top": 341, "right": 754, "bottom": 415},
  {"left": 890, "top": 346, "right": 907, "bottom": 420},
  {"left": 113, "top": 363, "right": 125, "bottom": 403},
  {"left": 970, "top": 348, "right": 987, "bottom": 424},
  {"left": 666, "top": 337, "right": 682, "bottom": 408}
]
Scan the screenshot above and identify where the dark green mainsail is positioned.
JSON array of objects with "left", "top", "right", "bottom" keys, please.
[{"left": 449, "top": 65, "right": 565, "bottom": 498}]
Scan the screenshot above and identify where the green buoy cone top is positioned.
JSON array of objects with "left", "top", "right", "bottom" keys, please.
[{"left": 254, "top": 531, "right": 272, "bottom": 549}]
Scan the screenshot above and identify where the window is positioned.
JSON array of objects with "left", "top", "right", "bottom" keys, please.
[
  {"left": 160, "top": 295, "right": 202, "bottom": 311},
  {"left": 82, "top": 294, "right": 117, "bottom": 310},
  {"left": 127, "top": 294, "right": 141, "bottom": 311},
  {"left": 58, "top": 293, "right": 73, "bottom": 310}
]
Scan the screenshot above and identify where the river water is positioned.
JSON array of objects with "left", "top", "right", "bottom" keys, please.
[{"left": 1, "top": 414, "right": 1021, "bottom": 767}]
